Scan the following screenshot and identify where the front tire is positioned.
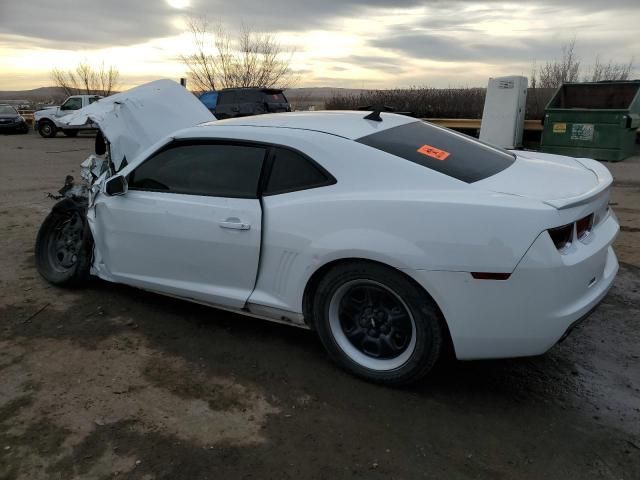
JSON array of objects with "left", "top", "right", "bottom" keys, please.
[
  {"left": 312, "top": 262, "right": 444, "bottom": 385},
  {"left": 38, "top": 120, "right": 57, "bottom": 138},
  {"left": 35, "top": 199, "right": 93, "bottom": 287}
]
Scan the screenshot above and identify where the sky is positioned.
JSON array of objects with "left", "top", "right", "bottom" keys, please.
[{"left": 0, "top": 0, "right": 638, "bottom": 91}]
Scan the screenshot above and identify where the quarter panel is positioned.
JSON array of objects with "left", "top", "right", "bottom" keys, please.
[{"left": 249, "top": 188, "right": 555, "bottom": 314}]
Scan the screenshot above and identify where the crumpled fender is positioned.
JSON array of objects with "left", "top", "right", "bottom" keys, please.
[{"left": 50, "top": 196, "right": 88, "bottom": 213}]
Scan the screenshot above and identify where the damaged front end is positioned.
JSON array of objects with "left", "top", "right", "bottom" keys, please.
[
  {"left": 48, "top": 132, "right": 111, "bottom": 203},
  {"left": 36, "top": 79, "right": 216, "bottom": 287},
  {"left": 49, "top": 78, "right": 215, "bottom": 203}
]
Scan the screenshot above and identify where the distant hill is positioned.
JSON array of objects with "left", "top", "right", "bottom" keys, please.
[
  {"left": 0, "top": 86, "right": 68, "bottom": 103},
  {"left": 0, "top": 85, "right": 366, "bottom": 100},
  {"left": 0, "top": 85, "right": 368, "bottom": 110}
]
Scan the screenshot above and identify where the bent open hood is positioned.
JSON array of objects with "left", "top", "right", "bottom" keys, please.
[
  {"left": 62, "top": 79, "right": 215, "bottom": 170},
  {"left": 474, "top": 150, "right": 613, "bottom": 209}
]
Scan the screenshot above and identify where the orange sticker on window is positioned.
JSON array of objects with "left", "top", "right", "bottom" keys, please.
[{"left": 417, "top": 144, "right": 450, "bottom": 161}]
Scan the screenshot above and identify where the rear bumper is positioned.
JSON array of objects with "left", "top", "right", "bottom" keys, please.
[
  {"left": 406, "top": 210, "right": 619, "bottom": 360},
  {"left": 558, "top": 303, "right": 599, "bottom": 343}
]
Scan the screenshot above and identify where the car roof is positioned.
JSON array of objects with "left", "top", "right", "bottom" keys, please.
[
  {"left": 219, "top": 87, "right": 283, "bottom": 93},
  {"left": 201, "top": 111, "right": 418, "bottom": 140}
]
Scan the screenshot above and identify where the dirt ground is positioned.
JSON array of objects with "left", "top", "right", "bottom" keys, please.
[{"left": 0, "top": 131, "right": 639, "bottom": 480}]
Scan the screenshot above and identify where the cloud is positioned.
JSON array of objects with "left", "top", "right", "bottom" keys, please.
[
  {"left": 370, "top": 33, "right": 538, "bottom": 62},
  {"left": 1, "top": 0, "right": 638, "bottom": 52},
  {"left": 348, "top": 55, "right": 405, "bottom": 68},
  {"left": 370, "top": 29, "right": 637, "bottom": 66},
  {"left": 0, "top": 0, "right": 424, "bottom": 48},
  {"left": 0, "top": 0, "right": 181, "bottom": 47},
  {"left": 367, "top": 0, "right": 640, "bottom": 65},
  {"left": 0, "top": 0, "right": 638, "bottom": 89}
]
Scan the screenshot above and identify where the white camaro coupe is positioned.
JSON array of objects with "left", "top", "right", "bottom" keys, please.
[{"left": 36, "top": 80, "right": 619, "bottom": 384}]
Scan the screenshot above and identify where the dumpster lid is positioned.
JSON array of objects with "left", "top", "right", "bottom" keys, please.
[{"left": 547, "top": 80, "right": 640, "bottom": 110}]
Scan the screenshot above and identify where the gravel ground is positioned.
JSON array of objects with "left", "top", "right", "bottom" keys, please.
[{"left": 1, "top": 131, "right": 639, "bottom": 480}]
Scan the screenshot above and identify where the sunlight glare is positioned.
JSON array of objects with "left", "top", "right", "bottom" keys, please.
[{"left": 166, "top": 0, "right": 190, "bottom": 9}]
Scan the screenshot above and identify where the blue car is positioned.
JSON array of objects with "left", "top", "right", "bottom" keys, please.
[{"left": 198, "top": 91, "right": 219, "bottom": 113}]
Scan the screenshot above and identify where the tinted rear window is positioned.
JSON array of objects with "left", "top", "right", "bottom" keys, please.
[
  {"left": 219, "top": 90, "right": 262, "bottom": 103},
  {"left": 356, "top": 121, "right": 515, "bottom": 183}
]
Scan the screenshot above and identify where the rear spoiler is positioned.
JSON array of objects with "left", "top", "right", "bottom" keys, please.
[{"left": 543, "top": 158, "right": 613, "bottom": 209}]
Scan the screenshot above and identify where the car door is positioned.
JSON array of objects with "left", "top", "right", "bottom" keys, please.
[{"left": 92, "top": 140, "right": 266, "bottom": 309}]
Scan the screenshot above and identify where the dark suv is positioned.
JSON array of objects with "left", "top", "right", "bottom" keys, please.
[{"left": 213, "top": 88, "right": 291, "bottom": 119}]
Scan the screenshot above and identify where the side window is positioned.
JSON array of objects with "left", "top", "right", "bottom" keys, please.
[
  {"left": 61, "top": 97, "right": 83, "bottom": 110},
  {"left": 264, "top": 148, "right": 333, "bottom": 195},
  {"left": 216, "top": 91, "right": 235, "bottom": 104},
  {"left": 88, "top": 97, "right": 100, "bottom": 104},
  {"left": 246, "top": 90, "right": 263, "bottom": 103},
  {"left": 129, "top": 143, "right": 266, "bottom": 198}
]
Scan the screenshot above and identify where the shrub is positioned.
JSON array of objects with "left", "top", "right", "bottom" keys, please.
[{"left": 325, "top": 86, "right": 556, "bottom": 120}]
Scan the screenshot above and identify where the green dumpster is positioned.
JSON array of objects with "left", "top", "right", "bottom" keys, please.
[{"left": 541, "top": 80, "right": 640, "bottom": 161}]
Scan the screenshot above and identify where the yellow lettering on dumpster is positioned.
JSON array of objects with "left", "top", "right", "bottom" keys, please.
[{"left": 553, "top": 123, "right": 567, "bottom": 133}]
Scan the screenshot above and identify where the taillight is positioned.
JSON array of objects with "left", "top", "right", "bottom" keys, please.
[
  {"left": 576, "top": 213, "right": 594, "bottom": 240},
  {"left": 548, "top": 223, "right": 573, "bottom": 251}
]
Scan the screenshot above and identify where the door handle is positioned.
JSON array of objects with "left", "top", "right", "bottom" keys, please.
[{"left": 219, "top": 218, "right": 250, "bottom": 230}]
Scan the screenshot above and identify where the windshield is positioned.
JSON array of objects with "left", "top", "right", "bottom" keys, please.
[
  {"left": 0, "top": 105, "right": 17, "bottom": 115},
  {"left": 356, "top": 120, "right": 516, "bottom": 183}
]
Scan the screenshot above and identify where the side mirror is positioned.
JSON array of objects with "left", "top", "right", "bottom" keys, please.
[{"left": 105, "top": 175, "right": 128, "bottom": 196}]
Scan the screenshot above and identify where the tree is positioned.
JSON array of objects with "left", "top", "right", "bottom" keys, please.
[
  {"left": 181, "top": 18, "right": 297, "bottom": 91},
  {"left": 531, "top": 39, "right": 635, "bottom": 89},
  {"left": 584, "top": 55, "right": 634, "bottom": 82},
  {"left": 51, "top": 61, "right": 120, "bottom": 97},
  {"left": 533, "top": 38, "right": 581, "bottom": 89}
]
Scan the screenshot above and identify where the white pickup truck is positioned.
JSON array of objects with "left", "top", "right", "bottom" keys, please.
[{"left": 34, "top": 94, "right": 102, "bottom": 138}]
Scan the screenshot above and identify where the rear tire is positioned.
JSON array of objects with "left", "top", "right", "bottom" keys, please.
[
  {"left": 63, "top": 129, "right": 78, "bottom": 137},
  {"left": 38, "top": 120, "right": 57, "bottom": 138},
  {"left": 35, "top": 199, "right": 93, "bottom": 287},
  {"left": 311, "top": 262, "right": 444, "bottom": 385}
]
